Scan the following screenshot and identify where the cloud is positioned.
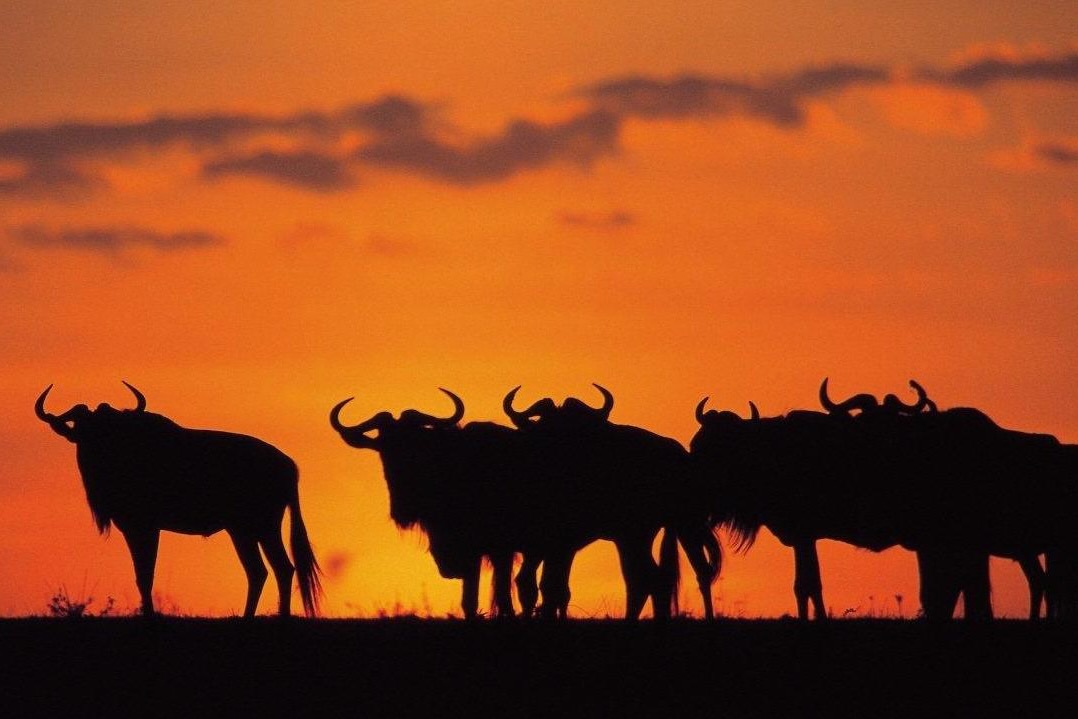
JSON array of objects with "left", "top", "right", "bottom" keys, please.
[
  {"left": 558, "top": 210, "right": 636, "bottom": 230},
  {"left": 202, "top": 150, "right": 357, "bottom": 191},
  {"left": 582, "top": 64, "right": 890, "bottom": 126},
  {"left": 0, "top": 96, "right": 429, "bottom": 197},
  {"left": 868, "top": 84, "right": 988, "bottom": 137},
  {"left": 8, "top": 224, "right": 224, "bottom": 254},
  {"left": 922, "top": 52, "right": 1078, "bottom": 88},
  {"left": 0, "top": 162, "right": 101, "bottom": 199},
  {"left": 1036, "top": 142, "right": 1078, "bottom": 165},
  {"left": 356, "top": 110, "right": 620, "bottom": 184}
]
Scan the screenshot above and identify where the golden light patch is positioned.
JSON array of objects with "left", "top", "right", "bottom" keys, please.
[{"left": 870, "top": 84, "right": 988, "bottom": 137}]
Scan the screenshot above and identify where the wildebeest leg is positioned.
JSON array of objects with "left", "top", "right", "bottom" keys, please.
[
  {"left": 793, "top": 541, "right": 826, "bottom": 621},
  {"left": 460, "top": 558, "right": 482, "bottom": 619},
  {"left": 538, "top": 550, "right": 573, "bottom": 620},
  {"left": 917, "top": 548, "right": 961, "bottom": 621},
  {"left": 1017, "top": 553, "right": 1047, "bottom": 620},
  {"left": 488, "top": 551, "right": 516, "bottom": 618},
  {"left": 960, "top": 552, "right": 992, "bottom": 621},
  {"left": 122, "top": 527, "right": 160, "bottom": 617},
  {"left": 678, "top": 525, "right": 720, "bottom": 620},
  {"left": 259, "top": 530, "right": 296, "bottom": 618},
  {"left": 615, "top": 535, "right": 658, "bottom": 621},
  {"left": 516, "top": 553, "right": 542, "bottom": 618},
  {"left": 228, "top": 530, "right": 269, "bottom": 618}
]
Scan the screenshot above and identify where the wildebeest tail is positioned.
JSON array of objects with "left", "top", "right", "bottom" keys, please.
[
  {"left": 289, "top": 484, "right": 324, "bottom": 617},
  {"left": 658, "top": 527, "right": 681, "bottom": 617}
]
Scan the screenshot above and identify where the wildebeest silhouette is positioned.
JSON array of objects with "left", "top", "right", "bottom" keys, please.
[
  {"left": 331, "top": 386, "right": 717, "bottom": 620},
  {"left": 692, "top": 380, "right": 1074, "bottom": 621},
  {"left": 819, "top": 379, "right": 1051, "bottom": 620},
  {"left": 503, "top": 385, "right": 721, "bottom": 619},
  {"left": 35, "top": 383, "right": 323, "bottom": 617}
]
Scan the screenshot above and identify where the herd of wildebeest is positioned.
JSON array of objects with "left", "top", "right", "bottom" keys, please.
[{"left": 32, "top": 378, "right": 1078, "bottom": 623}]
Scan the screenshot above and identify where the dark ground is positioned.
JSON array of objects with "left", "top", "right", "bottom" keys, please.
[{"left": 2, "top": 617, "right": 1075, "bottom": 717}]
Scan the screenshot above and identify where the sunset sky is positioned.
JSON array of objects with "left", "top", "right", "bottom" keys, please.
[{"left": 2, "top": 2, "right": 1077, "bottom": 618}]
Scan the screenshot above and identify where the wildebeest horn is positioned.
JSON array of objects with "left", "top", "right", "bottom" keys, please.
[
  {"left": 35, "top": 385, "right": 78, "bottom": 440},
  {"left": 503, "top": 386, "right": 528, "bottom": 427},
  {"left": 435, "top": 388, "right": 465, "bottom": 425},
  {"left": 908, "top": 380, "right": 932, "bottom": 413},
  {"left": 749, "top": 401, "right": 760, "bottom": 420},
  {"left": 695, "top": 397, "right": 710, "bottom": 424},
  {"left": 330, "top": 398, "right": 375, "bottom": 433},
  {"left": 122, "top": 381, "right": 147, "bottom": 412},
  {"left": 819, "top": 378, "right": 838, "bottom": 413},
  {"left": 819, "top": 377, "right": 878, "bottom": 415},
  {"left": 592, "top": 383, "right": 614, "bottom": 420},
  {"left": 35, "top": 385, "right": 56, "bottom": 422}
]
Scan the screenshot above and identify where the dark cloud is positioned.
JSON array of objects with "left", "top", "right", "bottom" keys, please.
[
  {"left": 558, "top": 210, "right": 636, "bottom": 229},
  {"left": 584, "top": 64, "right": 889, "bottom": 126},
  {"left": 922, "top": 53, "right": 1078, "bottom": 88},
  {"left": 202, "top": 150, "right": 357, "bottom": 191},
  {"left": 1035, "top": 142, "right": 1078, "bottom": 165},
  {"left": 585, "top": 75, "right": 802, "bottom": 125},
  {"left": 356, "top": 110, "right": 619, "bottom": 184},
  {"left": 9, "top": 224, "right": 224, "bottom": 254},
  {"left": 0, "top": 162, "right": 101, "bottom": 199},
  {"left": 0, "top": 97, "right": 429, "bottom": 197},
  {"left": 339, "top": 95, "right": 429, "bottom": 135}
]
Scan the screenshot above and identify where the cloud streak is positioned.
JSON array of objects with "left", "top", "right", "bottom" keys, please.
[
  {"left": 0, "top": 49, "right": 1075, "bottom": 198},
  {"left": 356, "top": 110, "right": 619, "bottom": 184},
  {"left": 8, "top": 225, "right": 224, "bottom": 254}
]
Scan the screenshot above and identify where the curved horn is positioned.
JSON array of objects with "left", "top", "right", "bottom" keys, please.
[
  {"left": 819, "top": 378, "right": 838, "bottom": 413},
  {"left": 819, "top": 377, "right": 878, "bottom": 415},
  {"left": 122, "top": 381, "right": 146, "bottom": 412},
  {"left": 436, "top": 388, "right": 465, "bottom": 426},
  {"left": 592, "top": 383, "right": 614, "bottom": 420},
  {"left": 695, "top": 397, "right": 709, "bottom": 424},
  {"left": 35, "top": 385, "right": 56, "bottom": 422},
  {"left": 749, "top": 401, "right": 760, "bottom": 420},
  {"left": 906, "top": 380, "right": 930, "bottom": 414},
  {"left": 330, "top": 397, "right": 361, "bottom": 433},
  {"left": 503, "top": 386, "right": 527, "bottom": 427}
]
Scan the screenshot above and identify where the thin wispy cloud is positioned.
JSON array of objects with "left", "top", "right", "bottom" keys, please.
[
  {"left": 8, "top": 225, "right": 224, "bottom": 254},
  {"left": 202, "top": 150, "right": 358, "bottom": 191},
  {"left": 558, "top": 210, "right": 636, "bottom": 230},
  {"left": 0, "top": 49, "right": 1075, "bottom": 198},
  {"left": 356, "top": 110, "right": 619, "bottom": 184},
  {"left": 1036, "top": 142, "right": 1078, "bottom": 165}
]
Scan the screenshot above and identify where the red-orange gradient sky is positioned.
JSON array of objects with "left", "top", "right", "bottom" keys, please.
[{"left": 2, "top": 2, "right": 1077, "bottom": 618}]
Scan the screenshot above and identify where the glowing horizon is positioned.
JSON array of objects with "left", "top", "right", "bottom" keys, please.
[{"left": 1, "top": 2, "right": 1076, "bottom": 619}]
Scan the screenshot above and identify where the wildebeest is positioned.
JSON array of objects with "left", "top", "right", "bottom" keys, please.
[
  {"left": 331, "top": 386, "right": 718, "bottom": 620},
  {"left": 692, "top": 379, "right": 1074, "bottom": 621},
  {"left": 35, "top": 383, "right": 323, "bottom": 617},
  {"left": 502, "top": 385, "right": 721, "bottom": 619}
]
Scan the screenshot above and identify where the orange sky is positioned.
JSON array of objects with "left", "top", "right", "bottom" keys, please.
[{"left": 1, "top": 2, "right": 1077, "bottom": 618}]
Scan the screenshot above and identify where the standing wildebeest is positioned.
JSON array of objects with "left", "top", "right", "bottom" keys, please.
[
  {"left": 502, "top": 385, "right": 721, "bottom": 619},
  {"left": 692, "top": 380, "right": 1074, "bottom": 621},
  {"left": 36, "top": 383, "right": 323, "bottom": 617},
  {"left": 331, "top": 387, "right": 715, "bottom": 620},
  {"left": 819, "top": 379, "right": 1052, "bottom": 620}
]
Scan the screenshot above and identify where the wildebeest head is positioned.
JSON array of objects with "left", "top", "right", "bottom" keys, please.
[
  {"left": 329, "top": 388, "right": 465, "bottom": 449},
  {"left": 330, "top": 389, "right": 466, "bottom": 528},
  {"left": 819, "top": 378, "right": 931, "bottom": 417},
  {"left": 35, "top": 382, "right": 147, "bottom": 443},
  {"left": 502, "top": 383, "right": 613, "bottom": 430}
]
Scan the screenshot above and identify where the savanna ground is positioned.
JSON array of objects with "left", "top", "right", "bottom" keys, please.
[{"left": 2, "top": 617, "right": 1075, "bottom": 717}]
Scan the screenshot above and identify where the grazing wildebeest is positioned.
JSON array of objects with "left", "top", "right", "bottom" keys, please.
[
  {"left": 692, "top": 380, "right": 1075, "bottom": 621},
  {"left": 502, "top": 385, "right": 721, "bottom": 619},
  {"left": 330, "top": 387, "right": 715, "bottom": 620},
  {"left": 35, "top": 383, "right": 323, "bottom": 618}
]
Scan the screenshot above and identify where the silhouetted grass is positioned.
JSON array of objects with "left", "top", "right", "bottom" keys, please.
[{"left": 1, "top": 617, "right": 1075, "bottom": 717}]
